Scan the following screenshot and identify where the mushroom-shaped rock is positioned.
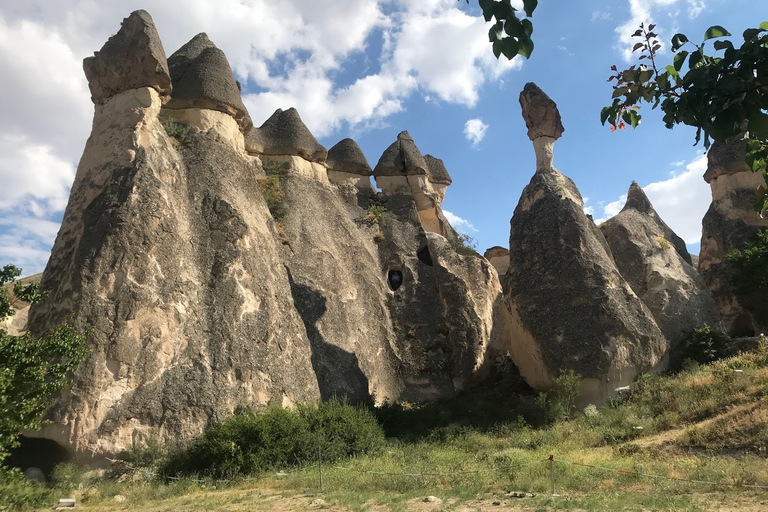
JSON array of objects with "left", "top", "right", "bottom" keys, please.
[
  {"left": 600, "top": 182, "right": 721, "bottom": 357},
  {"left": 424, "top": 155, "right": 452, "bottom": 185},
  {"left": 699, "top": 138, "right": 768, "bottom": 335},
  {"left": 519, "top": 82, "right": 564, "bottom": 141},
  {"left": 83, "top": 10, "right": 172, "bottom": 103},
  {"left": 245, "top": 108, "right": 327, "bottom": 163},
  {"left": 519, "top": 83, "right": 564, "bottom": 171},
  {"left": 326, "top": 138, "right": 372, "bottom": 175},
  {"left": 166, "top": 33, "right": 252, "bottom": 132},
  {"left": 373, "top": 131, "right": 429, "bottom": 177}
]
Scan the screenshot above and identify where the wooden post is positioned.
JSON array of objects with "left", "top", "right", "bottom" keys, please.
[
  {"left": 318, "top": 446, "right": 323, "bottom": 491},
  {"left": 549, "top": 455, "right": 555, "bottom": 495}
]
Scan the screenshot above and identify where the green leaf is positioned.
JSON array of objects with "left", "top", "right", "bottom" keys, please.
[
  {"left": 674, "top": 50, "right": 688, "bottom": 71},
  {"left": 671, "top": 33, "right": 688, "bottom": 51},
  {"left": 689, "top": 50, "right": 703, "bottom": 69},
  {"left": 600, "top": 106, "right": 613, "bottom": 125},
  {"left": 521, "top": 18, "right": 533, "bottom": 37},
  {"left": 629, "top": 110, "right": 641, "bottom": 128},
  {"left": 518, "top": 36, "right": 534, "bottom": 58},
  {"left": 664, "top": 64, "right": 679, "bottom": 78},
  {"left": 760, "top": 21, "right": 768, "bottom": 30},
  {"left": 522, "top": 0, "right": 537, "bottom": 17},
  {"left": 744, "top": 28, "right": 762, "bottom": 41},
  {"left": 478, "top": 0, "right": 494, "bottom": 22},
  {"left": 704, "top": 25, "right": 731, "bottom": 40},
  {"left": 489, "top": 21, "right": 503, "bottom": 42},
  {"left": 638, "top": 67, "right": 654, "bottom": 82},
  {"left": 612, "top": 86, "right": 630, "bottom": 99},
  {"left": 748, "top": 112, "right": 768, "bottom": 139},
  {"left": 492, "top": 40, "right": 502, "bottom": 59},
  {"left": 493, "top": 0, "right": 514, "bottom": 21},
  {"left": 500, "top": 37, "right": 520, "bottom": 60},
  {"left": 504, "top": 16, "right": 522, "bottom": 38},
  {"left": 713, "top": 40, "right": 733, "bottom": 51}
]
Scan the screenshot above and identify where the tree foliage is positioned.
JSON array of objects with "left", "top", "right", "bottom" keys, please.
[
  {"left": 0, "top": 265, "right": 86, "bottom": 460},
  {"left": 602, "top": 22, "right": 768, "bottom": 213},
  {"left": 726, "top": 228, "right": 768, "bottom": 295},
  {"left": 462, "top": 0, "right": 538, "bottom": 60}
]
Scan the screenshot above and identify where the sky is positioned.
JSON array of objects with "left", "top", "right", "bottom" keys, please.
[{"left": 0, "top": 0, "right": 764, "bottom": 275}]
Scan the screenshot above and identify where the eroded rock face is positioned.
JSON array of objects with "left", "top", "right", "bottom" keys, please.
[
  {"left": 699, "top": 138, "right": 768, "bottom": 335},
  {"left": 83, "top": 10, "right": 172, "bottom": 103},
  {"left": 165, "top": 33, "right": 252, "bottom": 132},
  {"left": 483, "top": 246, "right": 510, "bottom": 279},
  {"left": 519, "top": 82, "right": 564, "bottom": 172},
  {"left": 245, "top": 108, "right": 327, "bottom": 162},
  {"left": 601, "top": 182, "right": 721, "bottom": 356},
  {"left": 28, "top": 83, "right": 320, "bottom": 458}
]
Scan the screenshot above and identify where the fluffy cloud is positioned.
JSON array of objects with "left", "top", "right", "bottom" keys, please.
[
  {"left": 0, "top": 0, "right": 520, "bottom": 273},
  {"left": 443, "top": 210, "right": 478, "bottom": 233},
  {"left": 593, "top": 154, "right": 710, "bottom": 246},
  {"left": 463, "top": 118, "right": 489, "bottom": 148}
]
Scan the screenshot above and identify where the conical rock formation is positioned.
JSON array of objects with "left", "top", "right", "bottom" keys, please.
[
  {"left": 245, "top": 107, "right": 327, "bottom": 162},
  {"left": 601, "top": 182, "right": 721, "bottom": 356}
]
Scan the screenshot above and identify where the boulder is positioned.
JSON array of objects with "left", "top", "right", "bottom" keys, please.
[
  {"left": 83, "top": 10, "right": 171, "bottom": 103},
  {"left": 519, "top": 83, "right": 565, "bottom": 172},
  {"left": 504, "top": 84, "right": 666, "bottom": 404},
  {"left": 165, "top": 33, "right": 252, "bottom": 132},
  {"left": 601, "top": 182, "right": 721, "bottom": 356},
  {"left": 699, "top": 138, "right": 768, "bottom": 335},
  {"left": 245, "top": 108, "right": 327, "bottom": 163}
]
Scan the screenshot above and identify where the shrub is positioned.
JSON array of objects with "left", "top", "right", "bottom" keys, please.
[
  {"left": 366, "top": 205, "right": 387, "bottom": 225},
  {"left": 726, "top": 228, "right": 768, "bottom": 295},
  {"left": 682, "top": 325, "right": 730, "bottom": 365},
  {"left": 535, "top": 370, "right": 581, "bottom": 424},
  {"left": 162, "top": 398, "right": 384, "bottom": 479},
  {"left": 446, "top": 232, "right": 478, "bottom": 257},
  {"left": 257, "top": 161, "right": 288, "bottom": 221},
  {"left": 0, "top": 467, "right": 52, "bottom": 510},
  {"left": 160, "top": 118, "right": 191, "bottom": 143}
]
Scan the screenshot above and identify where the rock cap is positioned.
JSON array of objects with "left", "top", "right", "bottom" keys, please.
[
  {"left": 424, "top": 155, "right": 452, "bottom": 185},
  {"left": 326, "top": 138, "right": 372, "bottom": 175},
  {"left": 703, "top": 137, "right": 751, "bottom": 183},
  {"left": 373, "top": 131, "right": 429, "bottom": 177},
  {"left": 166, "top": 33, "right": 252, "bottom": 132},
  {"left": 519, "top": 82, "right": 564, "bottom": 141},
  {"left": 83, "top": 10, "right": 172, "bottom": 103},
  {"left": 245, "top": 108, "right": 327, "bottom": 163}
]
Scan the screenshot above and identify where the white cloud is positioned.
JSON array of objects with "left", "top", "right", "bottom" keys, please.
[
  {"left": 444, "top": 210, "right": 478, "bottom": 232},
  {"left": 463, "top": 118, "right": 488, "bottom": 148},
  {"left": 614, "top": 0, "right": 705, "bottom": 61},
  {"left": 593, "top": 154, "right": 710, "bottom": 245},
  {"left": 592, "top": 10, "right": 611, "bottom": 22}
]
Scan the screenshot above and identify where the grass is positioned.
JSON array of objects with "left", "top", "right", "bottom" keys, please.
[{"left": 7, "top": 346, "right": 768, "bottom": 511}]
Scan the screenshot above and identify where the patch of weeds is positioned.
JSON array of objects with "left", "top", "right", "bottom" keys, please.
[
  {"left": 366, "top": 204, "right": 387, "bottom": 225},
  {"left": 161, "top": 117, "right": 192, "bottom": 144},
  {"left": 682, "top": 325, "right": 730, "bottom": 365},
  {"left": 373, "top": 231, "right": 385, "bottom": 243},
  {"left": 257, "top": 161, "right": 288, "bottom": 221},
  {"left": 0, "top": 467, "right": 52, "bottom": 510},
  {"left": 656, "top": 235, "right": 672, "bottom": 250},
  {"left": 535, "top": 370, "right": 580, "bottom": 424},
  {"left": 446, "top": 232, "right": 479, "bottom": 257}
]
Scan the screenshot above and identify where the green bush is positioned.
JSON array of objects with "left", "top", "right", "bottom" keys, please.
[
  {"left": 0, "top": 467, "right": 52, "bottom": 511},
  {"left": 160, "top": 118, "right": 191, "bottom": 143},
  {"left": 257, "top": 161, "right": 288, "bottom": 220},
  {"left": 365, "top": 205, "right": 387, "bottom": 225},
  {"left": 682, "top": 325, "right": 730, "bottom": 365},
  {"left": 535, "top": 370, "right": 581, "bottom": 424},
  {"left": 446, "top": 232, "right": 479, "bottom": 257},
  {"left": 162, "top": 398, "right": 384, "bottom": 478},
  {"left": 726, "top": 228, "right": 768, "bottom": 295}
]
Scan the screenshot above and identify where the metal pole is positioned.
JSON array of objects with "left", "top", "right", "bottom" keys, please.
[
  {"left": 549, "top": 455, "right": 554, "bottom": 495},
  {"left": 318, "top": 446, "right": 323, "bottom": 491}
]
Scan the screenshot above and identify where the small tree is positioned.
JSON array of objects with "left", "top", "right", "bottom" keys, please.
[{"left": 0, "top": 265, "right": 86, "bottom": 460}]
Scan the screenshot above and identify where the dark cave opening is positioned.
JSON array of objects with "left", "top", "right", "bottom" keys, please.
[
  {"left": 4, "top": 436, "right": 72, "bottom": 481},
  {"left": 417, "top": 246, "right": 433, "bottom": 266},
  {"left": 388, "top": 270, "right": 404, "bottom": 291}
]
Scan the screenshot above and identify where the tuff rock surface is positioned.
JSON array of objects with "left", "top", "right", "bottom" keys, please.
[
  {"left": 165, "top": 33, "right": 252, "bottom": 132},
  {"left": 245, "top": 108, "right": 327, "bottom": 162},
  {"left": 483, "top": 246, "right": 510, "bottom": 280},
  {"left": 601, "top": 182, "right": 721, "bottom": 356},
  {"left": 326, "top": 138, "right": 373, "bottom": 191},
  {"left": 504, "top": 84, "right": 667, "bottom": 404},
  {"left": 83, "top": 10, "right": 172, "bottom": 103},
  {"left": 25, "top": 11, "right": 505, "bottom": 460},
  {"left": 519, "top": 82, "right": 564, "bottom": 172},
  {"left": 699, "top": 137, "right": 768, "bottom": 335}
]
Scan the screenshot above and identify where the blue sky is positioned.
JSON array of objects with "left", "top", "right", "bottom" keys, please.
[{"left": 0, "top": 0, "right": 764, "bottom": 275}]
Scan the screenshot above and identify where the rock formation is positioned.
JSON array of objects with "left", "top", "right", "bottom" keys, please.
[
  {"left": 83, "top": 10, "right": 172, "bottom": 103},
  {"left": 699, "top": 137, "right": 768, "bottom": 335},
  {"left": 483, "top": 246, "right": 510, "bottom": 281},
  {"left": 26, "top": 11, "right": 505, "bottom": 461},
  {"left": 373, "top": 131, "right": 453, "bottom": 237},
  {"left": 326, "top": 138, "right": 373, "bottom": 191},
  {"left": 165, "top": 33, "right": 252, "bottom": 132},
  {"left": 246, "top": 107, "right": 328, "bottom": 163},
  {"left": 601, "top": 182, "right": 721, "bottom": 356},
  {"left": 503, "top": 84, "right": 667, "bottom": 404}
]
